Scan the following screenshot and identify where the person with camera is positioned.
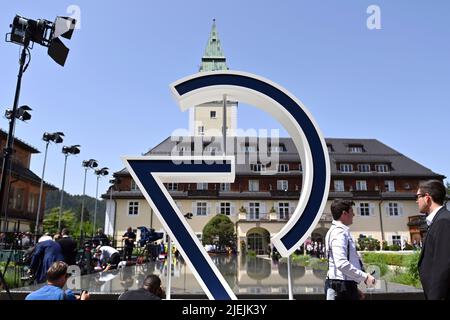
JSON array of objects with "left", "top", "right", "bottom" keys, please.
[
  {"left": 122, "top": 227, "right": 136, "bottom": 261},
  {"left": 25, "top": 261, "right": 90, "bottom": 300},
  {"left": 324, "top": 199, "right": 376, "bottom": 300},
  {"left": 118, "top": 274, "right": 165, "bottom": 300},
  {"left": 95, "top": 245, "right": 121, "bottom": 272}
]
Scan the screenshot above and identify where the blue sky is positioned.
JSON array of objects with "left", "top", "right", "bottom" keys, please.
[{"left": 0, "top": 0, "right": 449, "bottom": 198}]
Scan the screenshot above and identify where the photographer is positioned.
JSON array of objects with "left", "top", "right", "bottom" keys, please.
[
  {"left": 25, "top": 261, "right": 90, "bottom": 300},
  {"left": 325, "top": 199, "right": 375, "bottom": 300},
  {"left": 118, "top": 274, "right": 165, "bottom": 300}
]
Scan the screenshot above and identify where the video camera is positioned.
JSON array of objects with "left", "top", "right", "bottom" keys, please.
[{"left": 137, "top": 227, "right": 164, "bottom": 247}]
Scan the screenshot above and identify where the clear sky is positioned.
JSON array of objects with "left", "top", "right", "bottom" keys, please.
[{"left": 0, "top": 0, "right": 449, "bottom": 199}]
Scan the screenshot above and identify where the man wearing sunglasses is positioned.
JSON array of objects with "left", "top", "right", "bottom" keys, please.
[
  {"left": 417, "top": 180, "right": 450, "bottom": 300},
  {"left": 25, "top": 261, "right": 90, "bottom": 300}
]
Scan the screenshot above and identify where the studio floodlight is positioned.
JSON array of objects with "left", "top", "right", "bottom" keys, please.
[
  {"left": 7, "top": 15, "right": 76, "bottom": 66},
  {"left": 4, "top": 105, "right": 32, "bottom": 121},
  {"left": 62, "top": 144, "right": 81, "bottom": 155},
  {"left": 42, "top": 131, "right": 65, "bottom": 143}
]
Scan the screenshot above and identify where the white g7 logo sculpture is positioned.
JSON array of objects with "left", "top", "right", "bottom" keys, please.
[{"left": 123, "top": 71, "right": 330, "bottom": 300}]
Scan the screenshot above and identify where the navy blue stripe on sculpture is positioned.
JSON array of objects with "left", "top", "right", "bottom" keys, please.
[
  {"left": 175, "top": 74, "right": 327, "bottom": 250},
  {"left": 128, "top": 160, "right": 233, "bottom": 300}
]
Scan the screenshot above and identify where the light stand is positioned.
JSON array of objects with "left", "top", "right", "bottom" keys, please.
[
  {"left": 58, "top": 145, "right": 80, "bottom": 230},
  {"left": 79, "top": 159, "right": 98, "bottom": 241},
  {"left": 0, "top": 43, "right": 29, "bottom": 232},
  {"left": 92, "top": 167, "right": 108, "bottom": 236},
  {"left": 35, "top": 132, "right": 64, "bottom": 240}
]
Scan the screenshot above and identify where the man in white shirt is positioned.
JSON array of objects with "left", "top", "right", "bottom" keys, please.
[
  {"left": 325, "top": 199, "right": 375, "bottom": 300},
  {"left": 95, "top": 245, "right": 121, "bottom": 272}
]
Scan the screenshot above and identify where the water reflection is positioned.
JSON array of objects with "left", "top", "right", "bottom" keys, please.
[{"left": 15, "top": 255, "right": 422, "bottom": 296}]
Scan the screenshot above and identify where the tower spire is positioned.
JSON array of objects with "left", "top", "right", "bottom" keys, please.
[{"left": 199, "top": 19, "right": 228, "bottom": 72}]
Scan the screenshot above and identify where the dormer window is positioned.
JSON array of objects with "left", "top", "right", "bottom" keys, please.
[
  {"left": 327, "top": 144, "right": 334, "bottom": 152},
  {"left": 348, "top": 144, "right": 365, "bottom": 153},
  {"left": 357, "top": 164, "right": 370, "bottom": 172},
  {"left": 250, "top": 163, "right": 266, "bottom": 172},
  {"left": 376, "top": 164, "right": 390, "bottom": 173},
  {"left": 242, "top": 145, "right": 256, "bottom": 152},
  {"left": 339, "top": 164, "right": 353, "bottom": 172},
  {"left": 269, "top": 144, "right": 286, "bottom": 152}
]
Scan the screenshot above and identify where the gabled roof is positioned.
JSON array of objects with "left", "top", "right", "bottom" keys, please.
[
  {"left": 0, "top": 129, "right": 40, "bottom": 153},
  {"left": 115, "top": 136, "right": 444, "bottom": 179}
]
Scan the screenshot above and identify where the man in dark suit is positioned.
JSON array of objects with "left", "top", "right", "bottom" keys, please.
[
  {"left": 417, "top": 180, "right": 450, "bottom": 300},
  {"left": 57, "top": 228, "right": 78, "bottom": 266}
]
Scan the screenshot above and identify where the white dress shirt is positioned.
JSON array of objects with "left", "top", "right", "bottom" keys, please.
[
  {"left": 325, "top": 221, "right": 368, "bottom": 283},
  {"left": 426, "top": 206, "right": 443, "bottom": 226}
]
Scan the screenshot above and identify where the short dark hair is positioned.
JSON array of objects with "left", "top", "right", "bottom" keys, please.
[
  {"left": 61, "top": 228, "right": 69, "bottom": 236},
  {"left": 47, "top": 261, "right": 69, "bottom": 282},
  {"left": 331, "top": 199, "right": 355, "bottom": 220},
  {"left": 419, "top": 180, "right": 446, "bottom": 205},
  {"left": 143, "top": 275, "right": 161, "bottom": 294}
]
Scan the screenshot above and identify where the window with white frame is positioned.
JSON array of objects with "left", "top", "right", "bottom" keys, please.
[
  {"left": 277, "top": 180, "right": 289, "bottom": 191},
  {"left": 349, "top": 145, "right": 364, "bottom": 153},
  {"left": 220, "top": 202, "right": 231, "bottom": 215},
  {"left": 334, "top": 180, "right": 345, "bottom": 192},
  {"left": 385, "top": 180, "right": 395, "bottom": 192},
  {"left": 249, "top": 202, "right": 260, "bottom": 220},
  {"left": 357, "top": 164, "right": 370, "bottom": 172},
  {"left": 220, "top": 183, "right": 230, "bottom": 191},
  {"left": 131, "top": 179, "right": 138, "bottom": 191},
  {"left": 278, "top": 202, "right": 290, "bottom": 219},
  {"left": 210, "top": 111, "right": 216, "bottom": 119},
  {"left": 358, "top": 203, "right": 370, "bottom": 216},
  {"left": 196, "top": 202, "right": 208, "bottom": 216},
  {"left": 356, "top": 180, "right": 367, "bottom": 191},
  {"left": 250, "top": 163, "right": 266, "bottom": 172},
  {"left": 249, "top": 180, "right": 259, "bottom": 192},
  {"left": 128, "top": 201, "right": 139, "bottom": 216},
  {"left": 391, "top": 235, "right": 401, "bottom": 246},
  {"left": 198, "top": 126, "right": 205, "bottom": 135},
  {"left": 167, "top": 183, "right": 178, "bottom": 191},
  {"left": 278, "top": 164, "right": 289, "bottom": 172},
  {"left": 388, "top": 203, "right": 399, "bottom": 216},
  {"left": 340, "top": 164, "right": 353, "bottom": 172},
  {"left": 197, "top": 183, "right": 208, "bottom": 190},
  {"left": 376, "top": 164, "right": 389, "bottom": 173}
]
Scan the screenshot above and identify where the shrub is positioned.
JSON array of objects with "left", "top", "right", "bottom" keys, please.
[
  {"left": 405, "top": 251, "right": 420, "bottom": 282},
  {"left": 292, "top": 254, "right": 310, "bottom": 266},
  {"left": 309, "top": 257, "right": 328, "bottom": 270},
  {"left": 357, "top": 237, "right": 380, "bottom": 251}
]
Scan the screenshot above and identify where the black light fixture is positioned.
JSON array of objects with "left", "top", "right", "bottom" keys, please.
[
  {"left": 4, "top": 105, "right": 32, "bottom": 121},
  {"left": 43, "top": 131, "right": 65, "bottom": 143},
  {"left": 184, "top": 212, "right": 193, "bottom": 219},
  {"left": 58, "top": 144, "right": 81, "bottom": 230},
  {"left": 7, "top": 15, "right": 76, "bottom": 66}
]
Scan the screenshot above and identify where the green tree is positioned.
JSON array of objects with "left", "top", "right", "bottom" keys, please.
[
  {"left": 43, "top": 207, "right": 77, "bottom": 234},
  {"left": 202, "top": 214, "right": 236, "bottom": 249}
]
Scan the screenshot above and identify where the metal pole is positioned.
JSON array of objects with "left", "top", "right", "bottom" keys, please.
[
  {"left": 166, "top": 236, "right": 172, "bottom": 300},
  {"left": 222, "top": 94, "right": 227, "bottom": 156},
  {"left": 35, "top": 142, "right": 50, "bottom": 241},
  {"left": 0, "top": 43, "right": 28, "bottom": 232},
  {"left": 287, "top": 254, "right": 294, "bottom": 300},
  {"left": 58, "top": 154, "right": 69, "bottom": 231},
  {"left": 79, "top": 167, "right": 88, "bottom": 241},
  {"left": 93, "top": 175, "right": 99, "bottom": 237},
  {"left": 109, "top": 183, "right": 113, "bottom": 235}
]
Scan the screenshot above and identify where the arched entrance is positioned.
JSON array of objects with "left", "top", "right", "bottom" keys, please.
[
  {"left": 311, "top": 227, "right": 328, "bottom": 244},
  {"left": 246, "top": 228, "right": 270, "bottom": 255}
]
